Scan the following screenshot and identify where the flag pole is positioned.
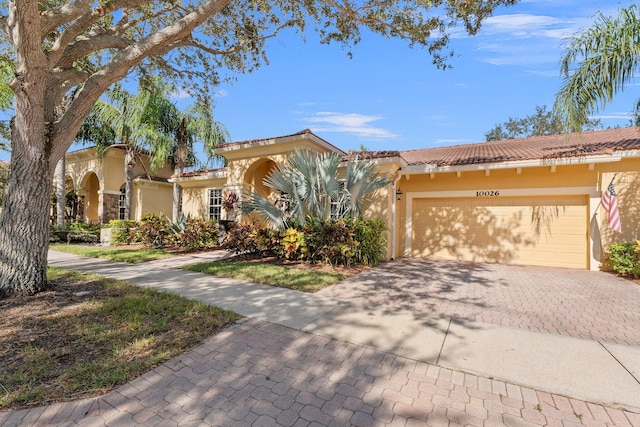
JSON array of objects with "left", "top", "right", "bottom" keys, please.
[{"left": 594, "top": 172, "right": 618, "bottom": 213}]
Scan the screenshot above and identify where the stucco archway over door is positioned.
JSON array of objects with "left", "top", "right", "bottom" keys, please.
[
  {"left": 244, "top": 159, "right": 278, "bottom": 199},
  {"left": 409, "top": 195, "right": 588, "bottom": 269}
]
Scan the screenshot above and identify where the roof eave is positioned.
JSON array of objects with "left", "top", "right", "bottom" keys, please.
[{"left": 401, "top": 153, "right": 625, "bottom": 175}]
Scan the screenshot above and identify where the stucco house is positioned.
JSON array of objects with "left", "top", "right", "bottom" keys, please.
[
  {"left": 63, "top": 127, "right": 640, "bottom": 271},
  {"left": 63, "top": 146, "right": 174, "bottom": 224}
]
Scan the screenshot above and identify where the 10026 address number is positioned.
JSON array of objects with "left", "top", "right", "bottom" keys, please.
[{"left": 476, "top": 190, "right": 500, "bottom": 197}]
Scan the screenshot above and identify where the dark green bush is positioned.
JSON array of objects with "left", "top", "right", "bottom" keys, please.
[
  {"left": 67, "top": 222, "right": 101, "bottom": 234},
  {"left": 354, "top": 218, "right": 387, "bottom": 266},
  {"left": 606, "top": 243, "right": 640, "bottom": 278},
  {"left": 224, "top": 222, "right": 262, "bottom": 255},
  {"left": 170, "top": 217, "right": 219, "bottom": 252},
  {"left": 133, "top": 214, "right": 169, "bottom": 248},
  {"left": 223, "top": 217, "right": 387, "bottom": 267}
]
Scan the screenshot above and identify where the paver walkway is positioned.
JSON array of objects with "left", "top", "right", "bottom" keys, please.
[
  {"left": 1, "top": 251, "right": 639, "bottom": 426},
  {"left": 3, "top": 320, "right": 639, "bottom": 427}
]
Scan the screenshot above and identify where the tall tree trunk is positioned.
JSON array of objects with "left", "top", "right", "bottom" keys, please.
[
  {"left": 0, "top": 0, "right": 52, "bottom": 297},
  {"left": 172, "top": 118, "right": 187, "bottom": 221},
  {"left": 55, "top": 157, "right": 66, "bottom": 230},
  {"left": 124, "top": 146, "right": 136, "bottom": 220},
  {"left": 0, "top": 131, "right": 52, "bottom": 297},
  {"left": 172, "top": 167, "right": 183, "bottom": 222}
]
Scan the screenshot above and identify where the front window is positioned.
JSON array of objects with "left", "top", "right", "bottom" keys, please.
[
  {"left": 209, "top": 189, "right": 222, "bottom": 221},
  {"left": 118, "top": 186, "right": 126, "bottom": 220}
]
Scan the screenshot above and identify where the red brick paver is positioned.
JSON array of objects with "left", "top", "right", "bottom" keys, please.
[
  {"left": 319, "top": 259, "right": 640, "bottom": 345},
  {"left": 1, "top": 320, "right": 637, "bottom": 426}
]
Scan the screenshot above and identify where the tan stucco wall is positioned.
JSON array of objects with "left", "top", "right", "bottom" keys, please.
[
  {"left": 132, "top": 181, "right": 173, "bottom": 221},
  {"left": 392, "top": 157, "right": 640, "bottom": 270},
  {"left": 180, "top": 177, "right": 227, "bottom": 218}
]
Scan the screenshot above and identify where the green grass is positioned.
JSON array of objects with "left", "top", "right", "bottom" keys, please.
[
  {"left": 50, "top": 243, "right": 172, "bottom": 263},
  {"left": 183, "top": 260, "right": 345, "bottom": 292},
  {"left": 0, "top": 268, "right": 241, "bottom": 410}
]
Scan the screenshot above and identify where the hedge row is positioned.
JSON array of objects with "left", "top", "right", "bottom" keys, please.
[
  {"left": 107, "top": 214, "right": 220, "bottom": 253},
  {"left": 225, "top": 217, "right": 387, "bottom": 267}
]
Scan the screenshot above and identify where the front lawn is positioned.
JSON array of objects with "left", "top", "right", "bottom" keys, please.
[
  {"left": 50, "top": 243, "right": 172, "bottom": 263},
  {"left": 183, "top": 259, "right": 350, "bottom": 292},
  {"left": 0, "top": 268, "right": 241, "bottom": 410}
]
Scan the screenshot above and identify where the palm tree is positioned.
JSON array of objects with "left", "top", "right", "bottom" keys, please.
[
  {"left": 554, "top": 5, "right": 640, "bottom": 132},
  {"left": 77, "top": 86, "right": 172, "bottom": 219},
  {"left": 243, "top": 149, "right": 391, "bottom": 229},
  {"left": 147, "top": 97, "right": 230, "bottom": 220}
]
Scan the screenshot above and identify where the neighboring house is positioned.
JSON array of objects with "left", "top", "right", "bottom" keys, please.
[
  {"left": 67, "top": 127, "right": 640, "bottom": 271},
  {"left": 63, "top": 146, "right": 174, "bottom": 223}
]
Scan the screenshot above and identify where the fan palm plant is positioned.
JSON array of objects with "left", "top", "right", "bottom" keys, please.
[{"left": 243, "top": 149, "right": 391, "bottom": 229}]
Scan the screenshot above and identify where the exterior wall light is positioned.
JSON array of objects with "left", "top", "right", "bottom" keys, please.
[{"left": 396, "top": 188, "right": 403, "bottom": 201}]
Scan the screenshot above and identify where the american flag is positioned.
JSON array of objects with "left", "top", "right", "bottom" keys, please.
[{"left": 602, "top": 182, "right": 622, "bottom": 233}]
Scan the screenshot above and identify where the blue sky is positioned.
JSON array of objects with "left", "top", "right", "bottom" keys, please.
[
  {"left": 206, "top": 0, "right": 638, "bottom": 154},
  {"left": 1, "top": 0, "right": 637, "bottom": 163}
]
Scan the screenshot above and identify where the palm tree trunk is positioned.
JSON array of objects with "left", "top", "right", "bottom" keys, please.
[
  {"left": 173, "top": 165, "right": 183, "bottom": 221},
  {"left": 124, "top": 146, "right": 136, "bottom": 220}
]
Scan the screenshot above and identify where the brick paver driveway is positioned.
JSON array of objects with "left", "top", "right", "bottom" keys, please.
[
  {"left": 319, "top": 259, "right": 640, "bottom": 346},
  {"left": 4, "top": 320, "right": 638, "bottom": 427}
]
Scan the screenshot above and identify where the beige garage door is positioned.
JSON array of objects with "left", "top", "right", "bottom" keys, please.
[{"left": 411, "top": 195, "right": 588, "bottom": 268}]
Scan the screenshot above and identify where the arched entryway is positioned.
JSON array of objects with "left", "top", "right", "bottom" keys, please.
[
  {"left": 80, "top": 172, "right": 100, "bottom": 223},
  {"left": 244, "top": 159, "right": 278, "bottom": 199}
]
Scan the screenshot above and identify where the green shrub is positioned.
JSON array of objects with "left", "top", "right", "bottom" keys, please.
[
  {"left": 171, "top": 217, "right": 220, "bottom": 252},
  {"left": 354, "top": 218, "right": 387, "bottom": 266},
  {"left": 106, "top": 219, "right": 138, "bottom": 245},
  {"left": 303, "top": 217, "right": 358, "bottom": 266},
  {"left": 224, "top": 222, "right": 262, "bottom": 255},
  {"left": 224, "top": 217, "right": 387, "bottom": 267},
  {"left": 67, "top": 222, "right": 101, "bottom": 234},
  {"left": 133, "top": 214, "right": 169, "bottom": 248},
  {"left": 606, "top": 242, "right": 640, "bottom": 278}
]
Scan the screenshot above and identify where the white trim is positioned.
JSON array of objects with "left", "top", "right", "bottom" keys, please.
[
  {"left": 98, "top": 190, "right": 120, "bottom": 195},
  {"left": 401, "top": 154, "right": 622, "bottom": 176},
  {"left": 404, "top": 186, "right": 598, "bottom": 257}
]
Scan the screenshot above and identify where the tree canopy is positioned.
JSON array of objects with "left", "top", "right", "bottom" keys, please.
[
  {"left": 485, "top": 105, "right": 603, "bottom": 141},
  {"left": 554, "top": 4, "right": 640, "bottom": 132},
  {"left": 0, "top": 0, "right": 519, "bottom": 296}
]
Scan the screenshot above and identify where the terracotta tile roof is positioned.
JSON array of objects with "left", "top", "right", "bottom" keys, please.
[
  {"left": 174, "top": 167, "right": 227, "bottom": 178},
  {"left": 400, "top": 127, "right": 640, "bottom": 166},
  {"left": 217, "top": 129, "right": 345, "bottom": 154},
  {"left": 132, "top": 175, "right": 169, "bottom": 183},
  {"left": 343, "top": 151, "right": 402, "bottom": 161}
]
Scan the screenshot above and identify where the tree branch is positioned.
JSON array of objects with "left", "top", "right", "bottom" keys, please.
[
  {"left": 47, "top": 0, "right": 148, "bottom": 67},
  {"left": 50, "top": 0, "right": 233, "bottom": 165}
]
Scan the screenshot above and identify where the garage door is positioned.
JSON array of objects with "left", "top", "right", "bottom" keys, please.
[{"left": 411, "top": 195, "right": 588, "bottom": 268}]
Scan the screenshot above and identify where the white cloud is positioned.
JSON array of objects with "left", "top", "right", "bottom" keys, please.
[
  {"left": 591, "top": 112, "right": 633, "bottom": 120},
  {"left": 170, "top": 89, "right": 191, "bottom": 100},
  {"left": 302, "top": 112, "right": 398, "bottom": 138},
  {"left": 483, "top": 14, "right": 571, "bottom": 38}
]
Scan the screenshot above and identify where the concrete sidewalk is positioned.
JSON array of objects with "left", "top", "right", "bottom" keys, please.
[{"left": 46, "top": 250, "right": 640, "bottom": 414}]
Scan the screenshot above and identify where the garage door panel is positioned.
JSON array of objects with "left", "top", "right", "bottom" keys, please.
[{"left": 412, "top": 196, "right": 587, "bottom": 269}]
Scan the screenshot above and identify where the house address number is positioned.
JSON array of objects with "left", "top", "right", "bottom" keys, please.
[{"left": 476, "top": 190, "right": 500, "bottom": 197}]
